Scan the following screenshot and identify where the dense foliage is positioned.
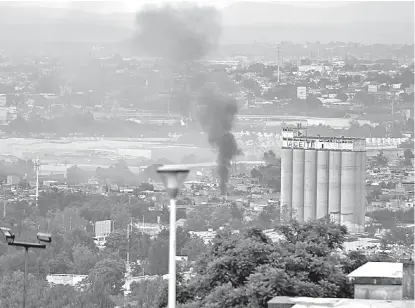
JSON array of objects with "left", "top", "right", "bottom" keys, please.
[{"left": 129, "top": 220, "right": 396, "bottom": 308}]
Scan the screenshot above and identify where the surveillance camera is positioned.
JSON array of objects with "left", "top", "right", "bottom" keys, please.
[
  {"left": 0, "top": 227, "right": 15, "bottom": 244},
  {"left": 37, "top": 232, "right": 52, "bottom": 243}
]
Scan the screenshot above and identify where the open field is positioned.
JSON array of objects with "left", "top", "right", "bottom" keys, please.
[{"left": 0, "top": 138, "right": 218, "bottom": 164}]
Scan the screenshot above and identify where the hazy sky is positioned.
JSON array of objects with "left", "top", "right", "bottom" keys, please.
[{"left": 3, "top": 0, "right": 353, "bottom": 13}]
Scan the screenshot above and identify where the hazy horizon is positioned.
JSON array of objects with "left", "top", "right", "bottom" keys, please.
[
  {"left": 0, "top": 0, "right": 406, "bottom": 14},
  {"left": 0, "top": 1, "right": 413, "bottom": 45}
]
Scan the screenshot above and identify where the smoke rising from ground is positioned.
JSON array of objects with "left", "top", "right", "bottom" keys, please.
[
  {"left": 134, "top": 4, "right": 221, "bottom": 63},
  {"left": 134, "top": 4, "right": 239, "bottom": 194},
  {"left": 197, "top": 84, "right": 240, "bottom": 195}
]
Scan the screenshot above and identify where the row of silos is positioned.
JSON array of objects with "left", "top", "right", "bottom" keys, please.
[{"left": 280, "top": 148, "right": 366, "bottom": 233}]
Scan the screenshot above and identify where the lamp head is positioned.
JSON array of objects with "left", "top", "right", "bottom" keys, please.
[
  {"left": 157, "top": 165, "right": 190, "bottom": 199},
  {"left": 0, "top": 227, "right": 15, "bottom": 244},
  {"left": 37, "top": 232, "right": 52, "bottom": 243}
]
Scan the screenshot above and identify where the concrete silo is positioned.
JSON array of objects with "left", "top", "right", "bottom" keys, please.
[
  {"left": 328, "top": 150, "right": 342, "bottom": 224},
  {"left": 340, "top": 151, "right": 357, "bottom": 232},
  {"left": 292, "top": 148, "right": 305, "bottom": 222},
  {"left": 280, "top": 148, "right": 293, "bottom": 222},
  {"left": 359, "top": 151, "right": 367, "bottom": 231},
  {"left": 280, "top": 125, "right": 366, "bottom": 233},
  {"left": 354, "top": 151, "right": 363, "bottom": 232},
  {"left": 304, "top": 149, "right": 317, "bottom": 221},
  {"left": 316, "top": 150, "right": 329, "bottom": 219}
]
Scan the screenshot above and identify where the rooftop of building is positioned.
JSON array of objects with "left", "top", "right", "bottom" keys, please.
[
  {"left": 348, "top": 262, "right": 402, "bottom": 279},
  {"left": 268, "top": 297, "right": 414, "bottom": 308},
  {"left": 282, "top": 135, "right": 366, "bottom": 141}
]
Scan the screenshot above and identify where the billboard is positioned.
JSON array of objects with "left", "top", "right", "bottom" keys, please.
[
  {"left": 95, "top": 220, "right": 112, "bottom": 237},
  {"left": 368, "top": 85, "right": 378, "bottom": 93},
  {"left": 297, "top": 87, "right": 307, "bottom": 100},
  {"left": 282, "top": 138, "right": 365, "bottom": 151}
]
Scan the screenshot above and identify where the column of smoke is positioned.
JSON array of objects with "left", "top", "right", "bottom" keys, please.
[
  {"left": 197, "top": 85, "right": 240, "bottom": 195},
  {"left": 134, "top": 4, "right": 239, "bottom": 195}
]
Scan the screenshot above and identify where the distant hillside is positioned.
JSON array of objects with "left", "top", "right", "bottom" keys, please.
[
  {"left": 220, "top": 22, "right": 414, "bottom": 45},
  {"left": 220, "top": 1, "right": 414, "bottom": 25},
  {"left": 0, "top": 5, "right": 133, "bottom": 44},
  {"left": 219, "top": 1, "right": 414, "bottom": 44}
]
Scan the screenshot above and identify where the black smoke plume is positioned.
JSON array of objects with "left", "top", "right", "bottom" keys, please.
[
  {"left": 197, "top": 84, "right": 240, "bottom": 195},
  {"left": 134, "top": 5, "right": 239, "bottom": 194},
  {"left": 134, "top": 4, "right": 221, "bottom": 64}
]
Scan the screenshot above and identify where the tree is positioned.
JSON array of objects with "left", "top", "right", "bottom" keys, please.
[
  {"left": 250, "top": 168, "right": 262, "bottom": 180},
  {"left": 185, "top": 207, "right": 211, "bottom": 232},
  {"left": 251, "top": 163, "right": 281, "bottom": 191},
  {"left": 404, "top": 149, "right": 414, "bottom": 160},
  {"left": 402, "top": 149, "right": 414, "bottom": 167},
  {"left": 180, "top": 235, "right": 207, "bottom": 261},
  {"left": 383, "top": 226, "right": 414, "bottom": 247},
  {"left": 96, "top": 160, "right": 138, "bottom": 186},
  {"left": 62, "top": 228, "right": 98, "bottom": 259},
  {"left": 253, "top": 205, "right": 279, "bottom": 229},
  {"left": 157, "top": 227, "right": 190, "bottom": 255},
  {"left": 167, "top": 221, "right": 353, "bottom": 308},
  {"left": 374, "top": 151, "right": 388, "bottom": 167},
  {"left": 263, "top": 150, "right": 279, "bottom": 166},
  {"left": 0, "top": 271, "right": 48, "bottom": 308},
  {"left": 67, "top": 165, "right": 90, "bottom": 185},
  {"left": 47, "top": 251, "right": 73, "bottom": 274},
  {"left": 40, "top": 285, "right": 99, "bottom": 308},
  {"left": 70, "top": 244, "right": 99, "bottom": 274},
  {"left": 130, "top": 277, "right": 167, "bottom": 308},
  {"left": 83, "top": 258, "right": 126, "bottom": 296},
  {"left": 147, "top": 237, "right": 169, "bottom": 275},
  {"left": 18, "top": 178, "right": 31, "bottom": 190},
  {"left": 241, "top": 79, "right": 261, "bottom": 96},
  {"left": 105, "top": 230, "right": 152, "bottom": 262},
  {"left": 210, "top": 206, "right": 235, "bottom": 230}
]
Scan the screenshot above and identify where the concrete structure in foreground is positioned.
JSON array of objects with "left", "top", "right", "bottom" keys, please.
[
  {"left": 347, "top": 260, "right": 415, "bottom": 301},
  {"left": 347, "top": 262, "right": 403, "bottom": 300},
  {"left": 268, "top": 260, "right": 415, "bottom": 308},
  {"left": 267, "top": 296, "right": 414, "bottom": 308},
  {"left": 280, "top": 124, "right": 366, "bottom": 233}
]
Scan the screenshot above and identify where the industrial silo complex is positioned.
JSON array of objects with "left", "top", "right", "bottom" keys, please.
[{"left": 280, "top": 124, "right": 366, "bottom": 233}]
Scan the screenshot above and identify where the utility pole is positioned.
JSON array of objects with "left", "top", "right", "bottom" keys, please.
[
  {"left": 126, "top": 219, "right": 130, "bottom": 269},
  {"left": 277, "top": 44, "right": 281, "bottom": 83},
  {"left": 3, "top": 189, "right": 6, "bottom": 218}
]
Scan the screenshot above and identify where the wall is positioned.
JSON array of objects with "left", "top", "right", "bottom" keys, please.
[
  {"left": 281, "top": 148, "right": 293, "bottom": 222},
  {"left": 354, "top": 285, "right": 402, "bottom": 300},
  {"left": 403, "top": 260, "right": 415, "bottom": 299},
  {"left": 340, "top": 151, "right": 357, "bottom": 231},
  {"left": 292, "top": 149, "right": 305, "bottom": 222}
]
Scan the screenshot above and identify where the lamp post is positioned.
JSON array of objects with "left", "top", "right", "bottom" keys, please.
[
  {"left": 0, "top": 228, "right": 51, "bottom": 308},
  {"left": 157, "top": 165, "right": 189, "bottom": 308}
]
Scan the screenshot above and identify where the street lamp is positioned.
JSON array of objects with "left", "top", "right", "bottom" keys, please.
[
  {"left": 0, "top": 227, "right": 51, "bottom": 308},
  {"left": 157, "top": 165, "right": 189, "bottom": 308}
]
